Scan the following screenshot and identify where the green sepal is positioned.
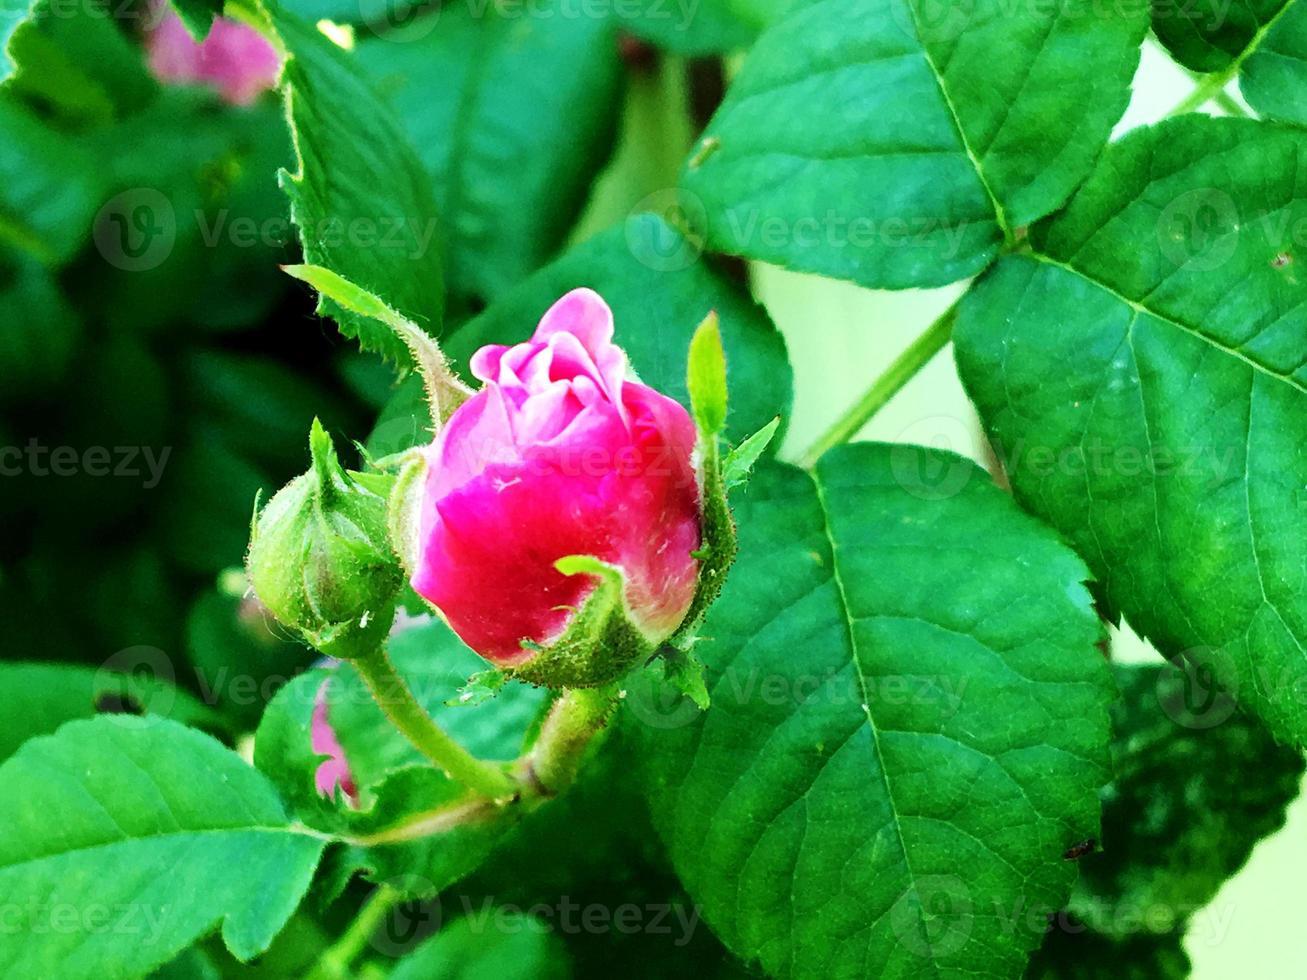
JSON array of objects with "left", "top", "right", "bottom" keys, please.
[
  {"left": 246, "top": 419, "right": 404, "bottom": 660},
  {"left": 506, "top": 556, "right": 659, "bottom": 689},
  {"left": 667, "top": 318, "right": 780, "bottom": 658},
  {"left": 679, "top": 312, "right": 736, "bottom": 641},
  {"left": 686, "top": 310, "right": 728, "bottom": 437},
  {"left": 658, "top": 643, "right": 711, "bottom": 710},
  {"left": 669, "top": 435, "right": 735, "bottom": 654},
  {"left": 386, "top": 449, "right": 428, "bottom": 580},
  {"left": 723, "top": 417, "right": 780, "bottom": 489}
]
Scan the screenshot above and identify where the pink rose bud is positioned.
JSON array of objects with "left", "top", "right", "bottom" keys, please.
[
  {"left": 408, "top": 289, "right": 702, "bottom": 680},
  {"left": 144, "top": 5, "right": 281, "bottom": 107},
  {"left": 311, "top": 678, "right": 358, "bottom": 806}
]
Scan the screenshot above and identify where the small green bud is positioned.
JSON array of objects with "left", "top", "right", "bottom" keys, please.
[{"left": 246, "top": 419, "right": 403, "bottom": 660}]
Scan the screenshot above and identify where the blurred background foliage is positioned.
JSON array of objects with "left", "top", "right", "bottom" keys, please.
[{"left": 0, "top": 1, "right": 1302, "bottom": 977}]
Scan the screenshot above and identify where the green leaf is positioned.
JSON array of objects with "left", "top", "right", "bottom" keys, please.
[
  {"left": 5, "top": 20, "right": 116, "bottom": 127},
  {"left": 0, "top": 717, "right": 326, "bottom": 976},
  {"left": 954, "top": 115, "right": 1307, "bottom": 744},
  {"left": 1149, "top": 0, "right": 1280, "bottom": 72},
  {"left": 0, "top": 661, "right": 229, "bottom": 762},
  {"left": 446, "top": 214, "right": 792, "bottom": 447},
  {"left": 270, "top": 5, "right": 445, "bottom": 364},
  {"left": 634, "top": 445, "right": 1114, "bottom": 979},
  {"left": 283, "top": 261, "right": 407, "bottom": 324},
  {"left": 1067, "top": 663, "right": 1303, "bottom": 937},
  {"left": 253, "top": 668, "right": 348, "bottom": 832},
  {"left": 679, "top": 0, "right": 1146, "bottom": 288},
  {"left": 617, "top": 0, "right": 759, "bottom": 55},
  {"left": 0, "top": 253, "right": 79, "bottom": 402},
  {"left": 10, "top": 0, "right": 157, "bottom": 117},
  {"left": 1149, "top": 0, "right": 1307, "bottom": 125},
  {"left": 169, "top": 0, "right": 223, "bottom": 38},
  {"left": 687, "top": 311, "right": 728, "bottom": 437},
  {"left": 1240, "top": 2, "right": 1307, "bottom": 125},
  {"left": 354, "top": 0, "right": 623, "bottom": 312},
  {"left": 0, "top": 92, "right": 103, "bottom": 263},
  {"left": 389, "top": 910, "right": 571, "bottom": 980}
]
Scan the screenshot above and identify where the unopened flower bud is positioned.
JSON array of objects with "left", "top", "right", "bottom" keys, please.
[{"left": 247, "top": 420, "right": 402, "bottom": 660}]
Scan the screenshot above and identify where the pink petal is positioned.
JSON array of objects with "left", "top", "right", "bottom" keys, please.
[
  {"left": 311, "top": 679, "right": 358, "bottom": 806},
  {"left": 144, "top": 6, "right": 281, "bottom": 107}
]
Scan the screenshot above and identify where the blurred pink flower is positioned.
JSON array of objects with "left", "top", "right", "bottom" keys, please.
[
  {"left": 411, "top": 288, "right": 702, "bottom": 666},
  {"left": 145, "top": 5, "right": 281, "bottom": 106},
  {"left": 311, "top": 678, "right": 358, "bottom": 806}
]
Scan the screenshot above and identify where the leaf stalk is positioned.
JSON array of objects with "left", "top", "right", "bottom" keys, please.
[{"left": 797, "top": 298, "right": 960, "bottom": 468}]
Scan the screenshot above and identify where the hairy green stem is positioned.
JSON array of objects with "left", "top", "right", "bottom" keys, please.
[
  {"left": 522, "top": 685, "right": 622, "bottom": 797},
  {"left": 353, "top": 646, "right": 518, "bottom": 800},
  {"left": 306, "top": 885, "right": 404, "bottom": 980},
  {"left": 797, "top": 299, "right": 960, "bottom": 468}
]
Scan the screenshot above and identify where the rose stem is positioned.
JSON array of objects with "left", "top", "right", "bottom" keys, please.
[
  {"left": 522, "top": 684, "right": 622, "bottom": 798},
  {"left": 353, "top": 646, "right": 518, "bottom": 800}
]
